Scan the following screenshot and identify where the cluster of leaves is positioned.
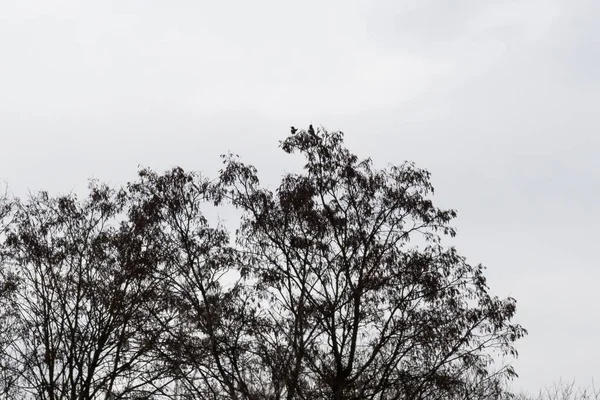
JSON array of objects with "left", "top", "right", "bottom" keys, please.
[{"left": 0, "top": 127, "right": 526, "bottom": 399}]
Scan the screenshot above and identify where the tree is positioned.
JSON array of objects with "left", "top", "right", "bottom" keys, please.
[
  {"left": 0, "top": 186, "right": 19, "bottom": 399},
  {"left": 216, "top": 126, "right": 526, "bottom": 400},
  {"left": 0, "top": 182, "right": 173, "bottom": 399},
  {"left": 125, "top": 167, "right": 246, "bottom": 400}
]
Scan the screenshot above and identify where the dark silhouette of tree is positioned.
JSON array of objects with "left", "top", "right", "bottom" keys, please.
[
  {"left": 0, "top": 187, "right": 19, "bottom": 399},
  {"left": 216, "top": 126, "right": 526, "bottom": 400},
  {"left": 0, "top": 183, "right": 172, "bottom": 399},
  {"left": 125, "top": 167, "right": 246, "bottom": 400}
]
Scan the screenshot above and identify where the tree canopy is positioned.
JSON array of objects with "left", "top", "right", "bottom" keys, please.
[{"left": 0, "top": 126, "right": 526, "bottom": 400}]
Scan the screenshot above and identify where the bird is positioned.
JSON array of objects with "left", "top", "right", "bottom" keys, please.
[{"left": 308, "top": 124, "right": 315, "bottom": 136}]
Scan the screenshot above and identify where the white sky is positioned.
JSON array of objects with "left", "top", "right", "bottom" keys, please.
[{"left": 1, "top": 0, "right": 599, "bottom": 395}]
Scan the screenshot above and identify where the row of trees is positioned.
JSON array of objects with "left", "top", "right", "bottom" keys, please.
[
  {"left": 0, "top": 127, "right": 526, "bottom": 399},
  {"left": 515, "top": 381, "right": 600, "bottom": 400}
]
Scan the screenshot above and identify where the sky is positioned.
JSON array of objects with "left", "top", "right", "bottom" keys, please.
[{"left": 1, "top": 0, "right": 599, "bottom": 395}]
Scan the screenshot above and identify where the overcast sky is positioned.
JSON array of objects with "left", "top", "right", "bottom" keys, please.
[{"left": 1, "top": 0, "right": 599, "bottom": 395}]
